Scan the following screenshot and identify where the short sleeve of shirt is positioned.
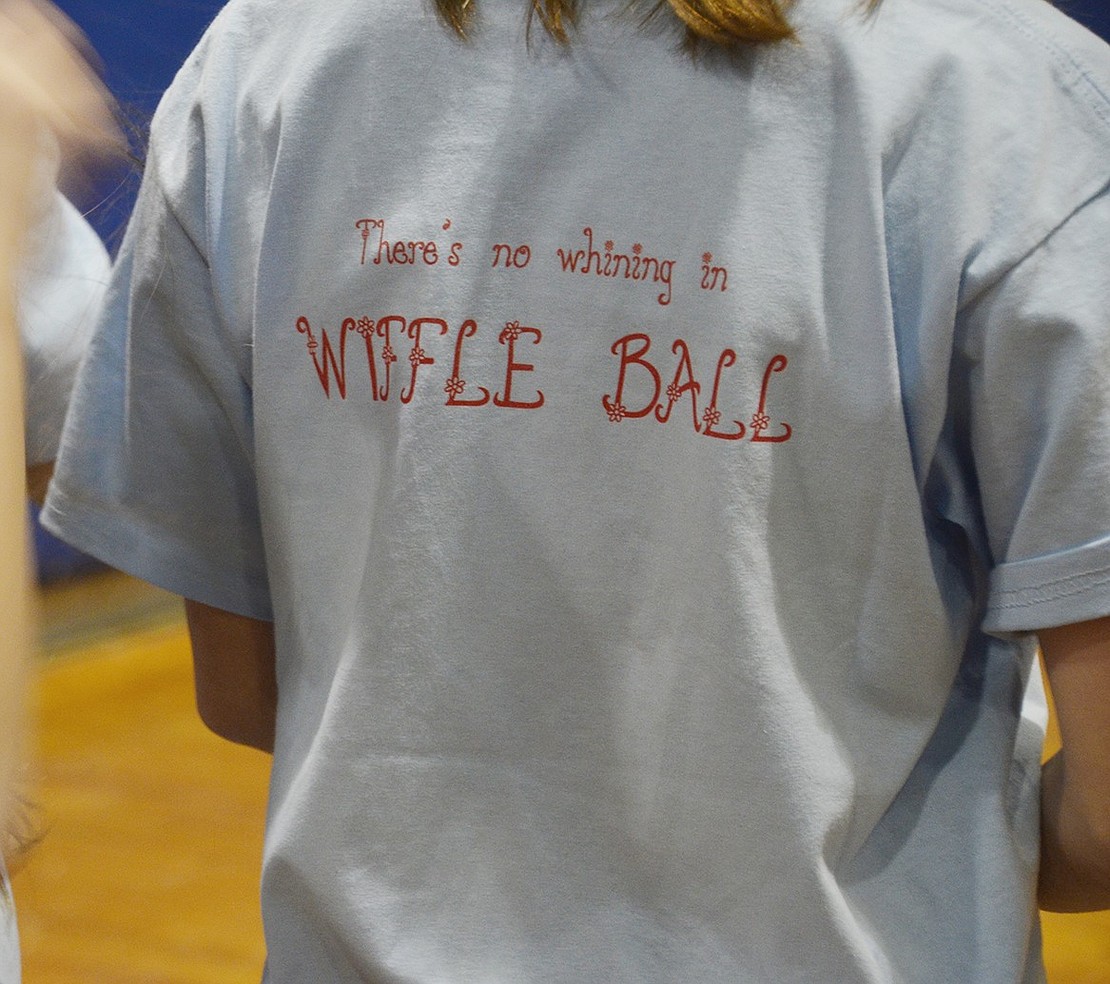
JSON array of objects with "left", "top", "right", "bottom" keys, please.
[
  {"left": 968, "top": 186, "right": 1110, "bottom": 633},
  {"left": 41, "top": 96, "right": 272, "bottom": 620}
]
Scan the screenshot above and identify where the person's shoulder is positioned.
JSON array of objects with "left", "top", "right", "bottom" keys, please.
[
  {"left": 806, "top": 0, "right": 1110, "bottom": 175},
  {"left": 962, "top": 0, "right": 1108, "bottom": 107},
  {"left": 803, "top": 0, "right": 1110, "bottom": 291},
  {"left": 853, "top": 0, "right": 1110, "bottom": 106},
  {"left": 157, "top": 0, "right": 312, "bottom": 88},
  {"left": 158, "top": 0, "right": 426, "bottom": 104},
  {"left": 145, "top": 0, "right": 297, "bottom": 149},
  {"left": 966, "top": 0, "right": 1110, "bottom": 67}
]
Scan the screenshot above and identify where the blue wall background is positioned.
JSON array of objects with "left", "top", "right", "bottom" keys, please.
[
  {"left": 1063, "top": 0, "right": 1110, "bottom": 38},
  {"left": 33, "top": 0, "right": 1110, "bottom": 580},
  {"left": 56, "top": 0, "right": 227, "bottom": 247},
  {"left": 56, "top": 0, "right": 225, "bottom": 111}
]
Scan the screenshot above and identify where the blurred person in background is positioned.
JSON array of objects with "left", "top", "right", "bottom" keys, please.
[{"left": 0, "top": 0, "right": 117, "bottom": 978}]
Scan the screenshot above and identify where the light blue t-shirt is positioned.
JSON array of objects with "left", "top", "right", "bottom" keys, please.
[{"left": 44, "top": 0, "right": 1110, "bottom": 981}]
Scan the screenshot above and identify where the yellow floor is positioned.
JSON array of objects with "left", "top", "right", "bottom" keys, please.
[
  {"left": 10, "top": 570, "right": 1110, "bottom": 982},
  {"left": 14, "top": 572, "right": 269, "bottom": 983},
  {"left": 1040, "top": 693, "right": 1110, "bottom": 983}
]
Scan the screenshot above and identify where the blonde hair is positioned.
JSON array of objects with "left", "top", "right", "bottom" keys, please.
[
  {"left": 433, "top": 0, "right": 872, "bottom": 46},
  {"left": 0, "top": 0, "right": 120, "bottom": 869}
]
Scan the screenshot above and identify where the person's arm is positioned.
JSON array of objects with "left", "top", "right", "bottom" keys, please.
[
  {"left": 184, "top": 599, "right": 277, "bottom": 754},
  {"left": 1037, "top": 615, "right": 1110, "bottom": 912},
  {"left": 26, "top": 461, "right": 52, "bottom": 506}
]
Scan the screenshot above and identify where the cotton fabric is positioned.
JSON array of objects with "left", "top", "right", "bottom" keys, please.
[{"left": 44, "top": 0, "right": 1110, "bottom": 980}]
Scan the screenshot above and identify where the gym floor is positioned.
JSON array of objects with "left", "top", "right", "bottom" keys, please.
[{"left": 10, "top": 568, "right": 1110, "bottom": 983}]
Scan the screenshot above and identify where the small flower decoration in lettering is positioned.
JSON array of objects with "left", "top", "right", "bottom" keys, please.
[
  {"left": 632, "top": 243, "right": 643, "bottom": 255},
  {"left": 702, "top": 252, "right": 713, "bottom": 265},
  {"left": 604, "top": 240, "right": 614, "bottom": 252},
  {"left": 500, "top": 320, "right": 523, "bottom": 343},
  {"left": 382, "top": 345, "right": 397, "bottom": 364},
  {"left": 606, "top": 403, "right": 627, "bottom": 423},
  {"left": 666, "top": 382, "right": 683, "bottom": 403},
  {"left": 355, "top": 317, "right": 374, "bottom": 337},
  {"left": 702, "top": 405, "right": 722, "bottom": 427},
  {"left": 751, "top": 411, "right": 770, "bottom": 432},
  {"left": 444, "top": 376, "right": 466, "bottom": 397},
  {"left": 408, "top": 347, "right": 426, "bottom": 367}
]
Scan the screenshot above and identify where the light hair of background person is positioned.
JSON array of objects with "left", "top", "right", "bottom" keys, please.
[{"left": 0, "top": 0, "right": 118, "bottom": 836}]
